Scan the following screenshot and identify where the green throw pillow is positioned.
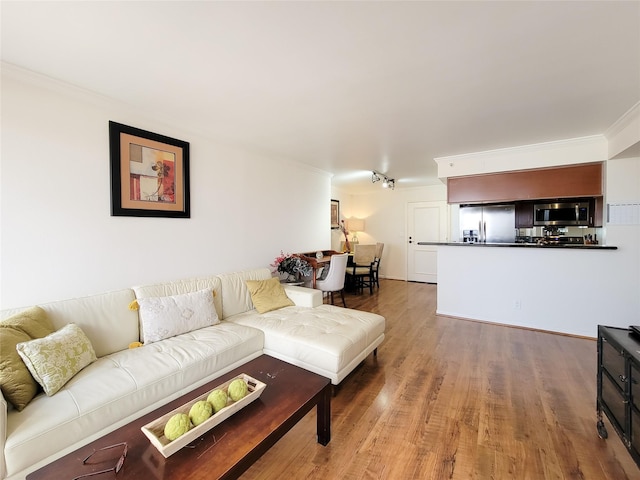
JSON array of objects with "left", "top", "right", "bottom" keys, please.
[
  {"left": 246, "top": 277, "right": 294, "bottom": 314},
  {"left": 0, "top": 306, "right": 54, "bottom": 410},
  {"left": 16, "top": 323, "right": 97, "bottom": 396}
]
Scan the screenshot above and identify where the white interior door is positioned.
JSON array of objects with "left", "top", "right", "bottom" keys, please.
[{"left": 407, "top": 201, "right": 448, "bottom": 283}]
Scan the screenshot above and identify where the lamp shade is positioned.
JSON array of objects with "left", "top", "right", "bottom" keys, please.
[{"left": 346, "top": 218, "right": 365, "bottom": 232}]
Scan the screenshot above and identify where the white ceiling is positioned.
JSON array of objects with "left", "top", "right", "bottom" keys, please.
[{"left": 2, "top": 1, "right": 639, "bottom": 192}]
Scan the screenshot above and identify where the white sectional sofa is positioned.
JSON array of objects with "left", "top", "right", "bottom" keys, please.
[{"left": 0, "top": 268, "right": 385, "bottom": 480}]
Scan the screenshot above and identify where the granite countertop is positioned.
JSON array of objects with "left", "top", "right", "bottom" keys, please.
[{"left": 417, "top": 242, "right": 617, "bottom": 250}]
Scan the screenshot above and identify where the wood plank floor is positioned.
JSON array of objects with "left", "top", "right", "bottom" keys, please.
[{"left": 240, "top": 280, "right": 638, "bottom": 479}]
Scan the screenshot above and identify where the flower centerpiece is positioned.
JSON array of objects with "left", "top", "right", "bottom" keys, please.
[
  {"left": 339, "top": 220, "right": 351, "bottom": 253},
  {"left": 271, "top": 251, "right": 313, "bottom": 282}
]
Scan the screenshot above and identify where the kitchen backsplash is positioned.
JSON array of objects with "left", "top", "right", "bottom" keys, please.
[{"left": 516, "top": 226, "right": 603, "bottom": 244}]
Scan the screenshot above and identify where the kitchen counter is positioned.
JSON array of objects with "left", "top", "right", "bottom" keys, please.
[
  {"left": 417, "top": 241, "right": 617, "bottom": 250},
  {"left": 431, "top": 242, "right": 623, "bottom": 338}
]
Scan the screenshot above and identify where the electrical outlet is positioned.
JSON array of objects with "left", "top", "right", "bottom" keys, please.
[{"left": 514, "top": 300, "right": 522, "bottom": 310}]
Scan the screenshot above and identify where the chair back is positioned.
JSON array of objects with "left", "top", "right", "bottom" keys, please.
[
  {"left": 353, "top": 244, "right": 376, "bottom": 265},
  {"left": 375, "top": 242, "right": 384, "bottom": 260},
  {"left": 315, "top": 253, "right": 348, "bottom": 291}
]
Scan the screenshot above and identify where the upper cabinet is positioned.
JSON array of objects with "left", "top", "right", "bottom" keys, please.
[
  {"left": 447, "top": 162, "right": 603, "bottom": 204},
  {"left": 514, "top": 197, "right": 604, "bottom": 228},
  {"left": 515, "top": 202, "right": 534, "bottom": 228}
]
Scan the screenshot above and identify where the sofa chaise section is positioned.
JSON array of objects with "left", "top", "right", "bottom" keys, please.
[
  {"left": 216, "top": 269, "right": 385, "bottom": 385},
  {"left": 227, "top": 304, "right": 385, "bottom": 384}
]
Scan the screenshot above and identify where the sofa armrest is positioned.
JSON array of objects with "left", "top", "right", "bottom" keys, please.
[
  {"left": 283, "top": 286, "right": 322, "bottom": 308},
  {"left": 0, "top": 389, "right": 7, "bottom": 479}
]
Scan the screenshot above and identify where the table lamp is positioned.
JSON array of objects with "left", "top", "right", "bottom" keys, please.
[{"left": 346, "top": 218, "right": 365, "bottom": 245}]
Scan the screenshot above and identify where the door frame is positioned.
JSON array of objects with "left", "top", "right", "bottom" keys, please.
[{"left": 406, "top": 201, "right": 449, "bottom": 283}]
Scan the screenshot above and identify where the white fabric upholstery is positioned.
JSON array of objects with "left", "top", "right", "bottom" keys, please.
[
  {"left": 315, "top": 253, "right": 348, "bottom": 292},
  {"left": 353, "top": 244, "right": 376, "bottom": 265}
]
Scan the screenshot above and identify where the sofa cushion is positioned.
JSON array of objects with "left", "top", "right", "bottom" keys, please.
[
  {"left": 217, "top": 268, "right": 272, "bottom": 319},
  {"left": 137, "top": 288, "right": 219, "bottom": 344},
  {"left": 246, "top": 278, "right": 294, "bottom": 313},
  {"left": 0, "top": 307, "right": 54, "bottom": 410},
  {"left": 4, "top": 322, "right": 264, "bottom": 478},
  {"left": 227, "top": 304, "right": 385, "bottom": 384},
  {"left": 16, "top": 323, "right": 97, "bottom": 396},
  {"left": 0, "top": 289, "right": 141, "bottom": 358}
]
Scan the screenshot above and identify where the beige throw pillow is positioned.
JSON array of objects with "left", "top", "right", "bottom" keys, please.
[
  {"left": 0, "top": 306, "right": 54, "bottom": 410},
  {"left": 16, "top": 323, "right": 97, "bottom": 396},
  {"left": 246, "top": 277, "right": 294, "bottom": 314}
]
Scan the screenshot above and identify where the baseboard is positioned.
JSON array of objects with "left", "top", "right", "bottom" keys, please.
[{"left": 435, "top": 312, "right": 597, "bottom": 341}]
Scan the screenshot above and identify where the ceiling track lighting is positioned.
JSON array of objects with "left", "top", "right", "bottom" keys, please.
[{"left": 371, "top": 170, "right": 395, "bottom": 190}]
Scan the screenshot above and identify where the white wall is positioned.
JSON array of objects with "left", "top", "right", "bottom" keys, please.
[
  {"left": 1, "top": 68, "right": 332, "bottom": 308},
  {"left": 604, "top": 156, "right": 640, "bottom": 323},
  {"left": 332, "top": 184, "right": 448, "bottom": 280}
]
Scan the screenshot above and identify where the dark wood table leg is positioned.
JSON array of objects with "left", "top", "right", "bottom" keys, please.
[{"left": 317, "top": 383, "right": 331, "bottom": 446}]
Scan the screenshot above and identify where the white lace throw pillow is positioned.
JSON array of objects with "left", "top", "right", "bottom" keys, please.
[{"left": 137, "top": 288, "right": 219, "bottom": 344}]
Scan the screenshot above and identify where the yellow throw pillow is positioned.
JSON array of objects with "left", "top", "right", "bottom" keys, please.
[
  {"left": 246, "top": 277, "right": 295, "bottom": 314},
  {"left": 16, "top": 323, "right": 97, "bottom": 396},
  {"left": 0, "top": 306, "right": 54, "bottom": 410}
]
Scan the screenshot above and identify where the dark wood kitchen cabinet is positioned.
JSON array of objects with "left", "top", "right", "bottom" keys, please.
[
  {"left": 597, "top": 325, "right": 640, "bottom": 468},
  {"left": 447, "top": 162, "right": 603, "bottom": 204},
  {"left": 515, "top": 202, "right": 534, "bottom": 228}
]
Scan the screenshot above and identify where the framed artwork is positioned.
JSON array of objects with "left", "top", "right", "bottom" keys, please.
[
  {"left": 331, "top": 199, "right": 340, "bottom": 229},
  {"left": 109, "top": 121, "right": 190, "bottom": 218}
]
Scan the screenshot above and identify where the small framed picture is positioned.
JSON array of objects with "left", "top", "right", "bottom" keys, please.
[
  {"left": 331, "top": 199, "right": 340, "bottom": 229},
  {"left": 109, "top": 121, "right": 190, "bottom": 218}
]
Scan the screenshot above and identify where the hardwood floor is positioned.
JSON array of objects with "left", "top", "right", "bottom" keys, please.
[{"left": 240, "top": 280, "right": 638, "bottom": 479}]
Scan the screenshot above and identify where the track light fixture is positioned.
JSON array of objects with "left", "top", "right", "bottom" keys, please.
[{"left": 371, "top": 170, "right": 395, "bottom": 190}]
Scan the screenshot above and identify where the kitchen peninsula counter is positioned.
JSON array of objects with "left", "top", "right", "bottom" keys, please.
[
  {"left": 418, "top": 241, "right": 617, "bottom": 250},
  {"left": 426, "top": 241, "right": 623, "bottom": 338}
]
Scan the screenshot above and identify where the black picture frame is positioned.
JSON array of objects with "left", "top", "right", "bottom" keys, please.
[
  {"left": 331, "top": 199, "right": 340, "bottom": 229},
  {"left": 109, "top": 121, "right": 190, "bottom": 218}
]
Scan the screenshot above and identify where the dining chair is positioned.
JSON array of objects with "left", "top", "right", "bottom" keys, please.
[
  {"left": 372, "top": 242, "right": 384, "bottom": 288},
  {"left": 345, "top": 244, "right": 376, "bottom": 294},
  {"left": 314, "top": 253, "right": 349, "bottom": 307}
]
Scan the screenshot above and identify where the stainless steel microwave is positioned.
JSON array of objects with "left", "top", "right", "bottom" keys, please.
[{"left": 534, "top": 201, "right": 590, "bottom": 226}]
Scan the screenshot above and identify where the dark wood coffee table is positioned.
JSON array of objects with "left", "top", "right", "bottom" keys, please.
[{"left": 27, "top": 355, "right": 331, "bottom": 480}]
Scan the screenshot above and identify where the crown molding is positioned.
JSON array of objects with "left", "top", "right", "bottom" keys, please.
[
  {"left": 605, "top": 101, "right": 640, "bottom": 139},
  {"left": 434, "top": 135, "right": 606, "bottom": 164}
]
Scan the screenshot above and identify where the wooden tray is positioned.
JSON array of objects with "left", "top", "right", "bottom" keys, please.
[{"left": 141, "top": 373, "right": 266, "bottom": 457}]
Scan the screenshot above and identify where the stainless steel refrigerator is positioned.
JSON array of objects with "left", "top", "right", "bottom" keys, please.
[{"left": 459, "top": 204, "right": 516, "bottom": 243}]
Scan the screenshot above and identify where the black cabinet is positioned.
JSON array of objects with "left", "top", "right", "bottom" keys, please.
[
  {"left": 515, "top": 201, "right": 534, "bottom": 228},
  {"left": 597, "top": 325, "right": 640, "bottom": 467}
]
